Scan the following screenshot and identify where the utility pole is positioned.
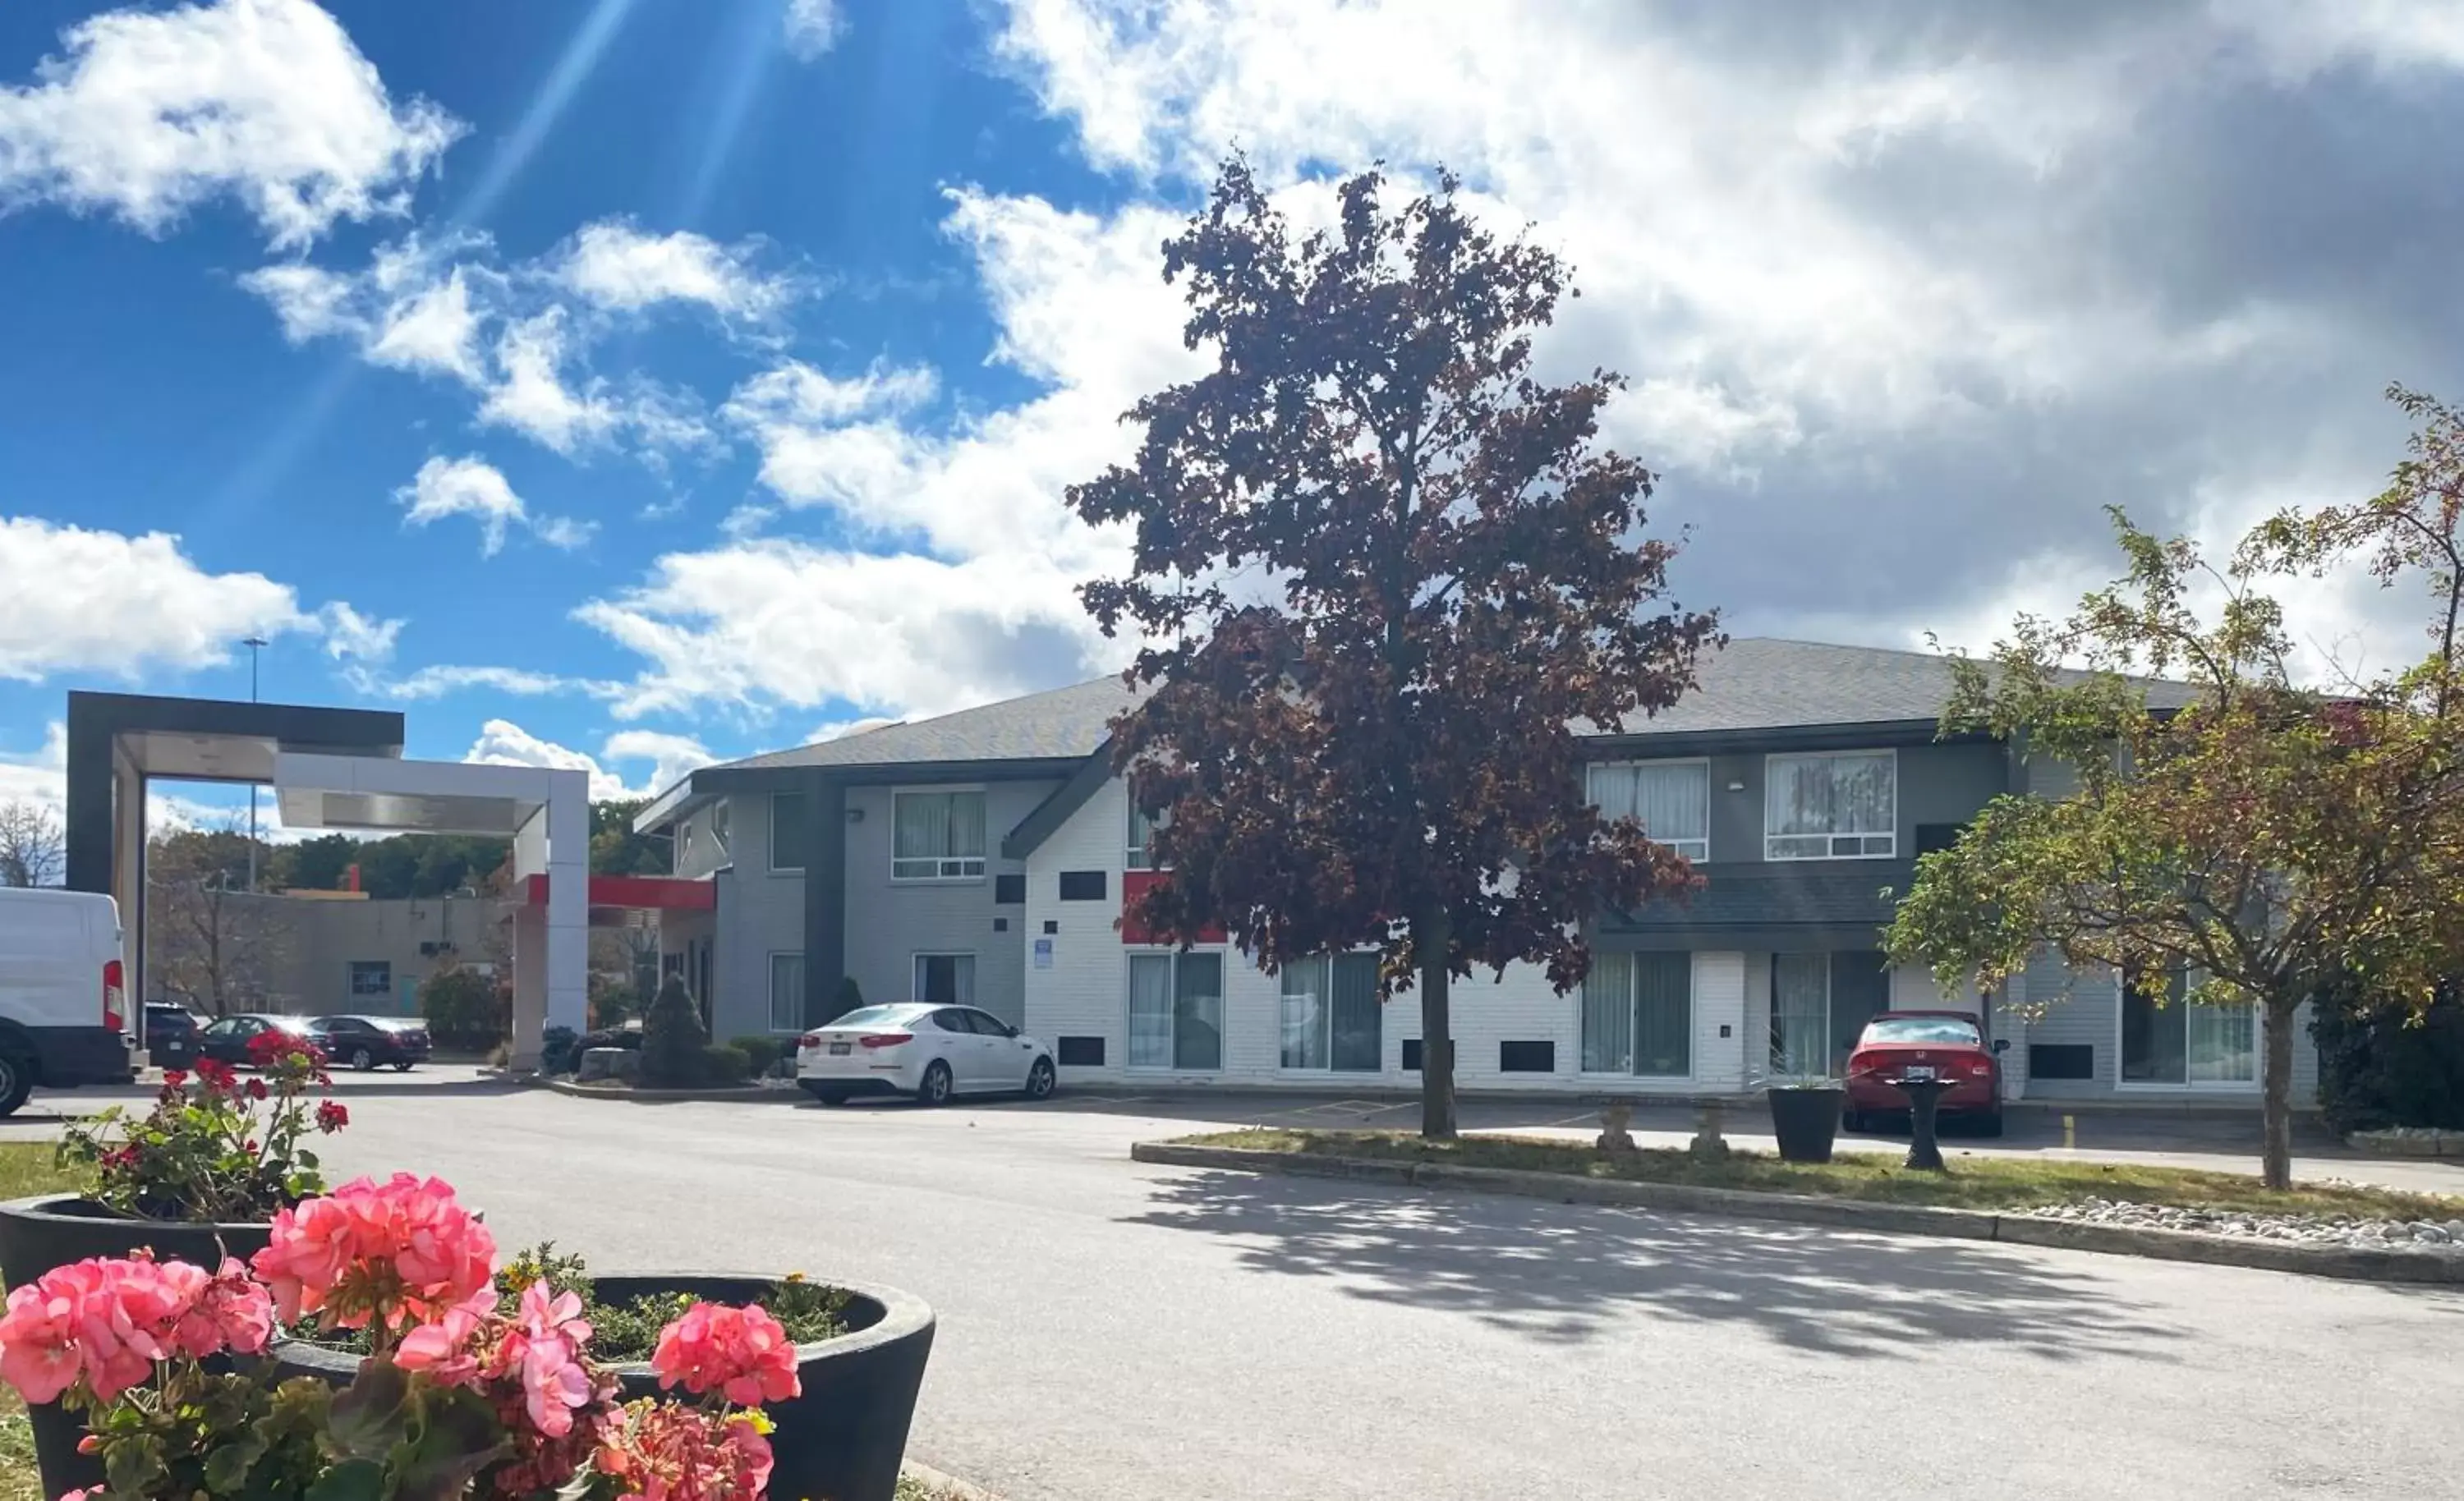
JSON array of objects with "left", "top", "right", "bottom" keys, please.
[{"left": 242, "top": 636, "right": 268, "bottom": 891}]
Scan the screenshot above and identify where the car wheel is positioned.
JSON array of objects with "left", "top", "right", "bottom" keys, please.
[
  {"left": 1841, "top": 1109, "right": 1867, "bottom": 1133},
  {"left": 1977, "top": 1108, "right": 2006, "bottom": 1139},
  {"left": 917, "top": 1060, "right": 954, "bottom": 1107},
  {"left": 0, "top": 1051, "right": 30, "bottom": 1118},
  {"left": 1024, "top": 1057, "right": 1056, "bottom": 1101},
  {"left": 351, "top": 1046, "right": 375, "bottom": 1072}
]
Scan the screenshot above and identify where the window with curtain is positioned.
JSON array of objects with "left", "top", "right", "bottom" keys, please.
[
  {"left": 2122, "top": 969, "right": 2256, "bottom": 1086},
  {"left": 1765, "top": 751, "right": 1896, "bottom": 859},
  {"left": 770, "top": 792, "right": 809, "bottom": 871},
  {"left": 1126, "top": 794, "right": 1170, "bottom": 871},
  {"left": 768, "top": 952, "right": 804, "bottom": 1032},
  {"left": 892, "top": 790, "right": 987, "bottom": 879},
  {"left": 1587, "top": 761, "right": 1709, "bottom": 859},
  {"left": 913, "top": 952, "right": 976, "bottom": 1005},
  {"left": 1128, "top": 952, "right": 1223, "bottom": 1070},
  {"left": 1579, "top": 952, "right": 1690, "bottom": 1076},
  {"left": 1280, "top": 952, "right": 1381, "bottom": 1071},
  {"left": 1770, "top": 952, "right": 1829, "bottom": 1076}
]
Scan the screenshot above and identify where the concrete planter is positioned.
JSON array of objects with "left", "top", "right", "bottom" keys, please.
[
  {"left": 2347, "top": 1127, "right": 2464, "bottom": 1158},
  {"left": 0, "top": 1193, "right": 275, "bottom": 1497},
  {"left": 278, "top": 1273, "right": 935, "bottom": 1501},
  {"left": 1766, "top": 1086, "right": 1846, "bottom": 1164}
]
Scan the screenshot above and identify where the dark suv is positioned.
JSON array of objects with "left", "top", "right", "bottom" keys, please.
[
  {"left": 142, "top": 1003, "right": 201, "bottom": 1069},
  {"left": 311, "top": 1015, "right": 431, "bottom": 1072}
]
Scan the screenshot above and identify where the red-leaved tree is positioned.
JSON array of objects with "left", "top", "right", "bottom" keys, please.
[{"left": 1069, "top": 159, "right": 1720, "bottom": 1137}]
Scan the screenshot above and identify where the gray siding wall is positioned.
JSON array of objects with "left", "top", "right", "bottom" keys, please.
[
  {"left": 671, "top": 801, "right": 733, "bottom": 881},
  {"left": 710, "top": 794, "right": 803, "bottom": 1040},
  {"left": 2017, "top": 950, "right": 2321, "bottom": 1105},
  {"left": 840, "top": 778, "right": 1057, "bottom": 1029}
]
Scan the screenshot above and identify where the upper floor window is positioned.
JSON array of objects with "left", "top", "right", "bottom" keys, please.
[
  {"left": 1126, "top": 792, "right": 1170, "bottom": 871},
  {"left": 1766, "top": 750, "right": 1896, "bottom": 860},
  {"left": 770, "top": 793, "right": 809, "bottom": 872},
  {"left": 894, "top": 789, "right": 987, "bottom": 880},
  {"left": 1586, "top": 760, "right": 1708, "bottom": 860}
]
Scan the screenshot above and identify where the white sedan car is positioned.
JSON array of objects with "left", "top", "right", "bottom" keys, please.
[{"left": 795, "top": 1003, "right": 1058, "bottom": 1106}]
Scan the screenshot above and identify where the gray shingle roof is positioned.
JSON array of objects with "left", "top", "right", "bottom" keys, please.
[{"left": 696, "top": 637, "right": 2198, "bottom": 777}]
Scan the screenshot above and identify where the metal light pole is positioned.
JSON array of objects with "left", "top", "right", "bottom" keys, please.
[{"left": 242, "top": 636, "right": 268, "bottom": 890}]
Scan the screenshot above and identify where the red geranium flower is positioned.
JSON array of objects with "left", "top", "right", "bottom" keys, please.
[{"left": 315, "top": 1100, "right": 350, "bottom": 1134}]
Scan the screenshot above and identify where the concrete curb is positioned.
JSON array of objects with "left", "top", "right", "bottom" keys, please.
[
  {"left": 1129, "top": 1142, "right": 2464, "bottom": 1286},
  {"left": 901, "top": 1457, "right": 1004, "bottom": 1499},
  {"left": 535, "top": 1076, "right": 794, "bottom": 1104}
]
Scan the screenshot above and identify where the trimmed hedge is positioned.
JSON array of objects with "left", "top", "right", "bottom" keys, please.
[
  {"left": 728, "top": 1035, "right": 788, "bottom": 1077},
  {"left": 2310, "top": 984, "right": 2464, "bottom": 1132},
  {"left": 695, "top": 1044, "right": 752, "bottom": 1087},
  {"left": 639, "top": 975, "right": 709, "bottom": 1088}
]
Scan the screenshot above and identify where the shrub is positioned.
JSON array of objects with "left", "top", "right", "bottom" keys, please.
[
  {"left": 2310, "top": 983, "right": 2464, "bottom": 1132},
  {"left": 695, "top": 1044, "right": 751, "bottom": 1088},
  {"left": 421, "top": 966, "right": 508, "bottom": 1051},
  {"left": 58, "top": 1036, "right": 347, "bottom": 1221},
  {"left": 727, "top": 1035, "right": 787, "bottom": 1077},
  {"left": 638, "top": 975, "right": 708, "bottom": 1087},
  {"left": 540, "top": 1024, "right": 582, "bottom": 1075}
]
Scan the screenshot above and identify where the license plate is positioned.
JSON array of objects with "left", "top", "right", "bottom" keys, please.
[
  {"left": 828, "top": 1042, "right": 852, "bottom": 1056},
  {"left": 1902, "top": 1064, "right": 1937, "bottom": 1081}
]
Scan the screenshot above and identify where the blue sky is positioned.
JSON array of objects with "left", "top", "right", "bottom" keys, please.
[{"left": 4, "top": 0, "right": 2462, "bottom": 825}]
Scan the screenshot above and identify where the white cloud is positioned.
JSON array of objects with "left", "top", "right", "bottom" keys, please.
[
  {"left": 601, "top": 729, "right": 715, "bottom": 797},
  {"left": 555, "top": 219, "right": 796, "bottom": 323},
  {"left": 783, "top": 0, "right": 848, "bottom": 61},
  {"left": 0, "top": 0, "right": 462, "bottom": 250},
  {"left": 462, "top": 719, "right": 632, "bottom": 801},
  {"left": 477, "top": 310, "right": 623, "bottom": 455},
  {"left": 0, "top": 724, "right": 68, "bottom": 815},
  {"left": 344, "top": 663, "right": 620, "bottom": 701},
  {"left": 0, "top": 516, "right": 314, "bottom": 679},
  {"left": 318, "top": 602, "right": 402, "bottom": 663},
  {"left": 240, "top": 261, "right": 361, "bottom": 342},
  {"left": 393, "top": 454, "right": 591, "bottom": 556},
  {"left": 577, "top": 539, "right": 1119, "bottom": 723},
  {"left": 365, "top": 266, "right": 485, "bottom": 382}
]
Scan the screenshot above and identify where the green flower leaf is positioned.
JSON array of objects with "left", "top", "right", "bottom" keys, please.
[{"left": 304, "top": 1456, "right": 389, "bottom": 1501}]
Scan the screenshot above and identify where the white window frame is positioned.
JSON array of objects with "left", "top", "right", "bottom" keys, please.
[
  {"left": 890, "top": 785, "right": 989, "bottom": 883},
  {"left": 2114, "top": 969, "right": 2260, "bottom": 1092},
  {"left": 1575, "top": 950, "right": 1694, "bottom": 1081},
  {"left": 1763, "top": 749, "right": 1897, "bottom": 861},
  {"left": 910, "top": 951, "right": 977, "bottom": 1007},
  {"left": 1276, "top": 951, "right": 1385, "bottom": 1075},
  {"left": 766, "top": 951, "right": 805, "bottom": 1034},
  {"left": 1585, "top": 757, "right": 1710, "bottom": 861},
  {"left": 1124, "top": 948, "right": 1226, "bottom": 1073},
  {"left": 769, "top": 792, "right": 808, "bottom": 874},
  {"left": 1126, "top": 790, "right": 1170, "bottom": 872}
]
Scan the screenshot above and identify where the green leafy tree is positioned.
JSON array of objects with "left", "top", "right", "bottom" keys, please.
[
  {"left": 589, "top": 797, "right": 669, "bottom": 875},
  {"left": 638, "top": 974, "right": 708, "bottom": 1087},
  {"left": 1887, "top": 388, "right": 2464, "bottom": 1188},
  {"left": 420, "top": 966, "right": 508, "bottom": 1052},
  {"left": 1067, "top": 159, "right": 1719, "bottom": 1138}
]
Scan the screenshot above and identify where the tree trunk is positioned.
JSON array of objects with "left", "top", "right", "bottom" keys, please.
[
  {"left": 1414, "top": 907, "right": 1458, "bottom": 1139},
  {"left": 2261, "top": 996, "right": 2298, "bottom": 1191}
]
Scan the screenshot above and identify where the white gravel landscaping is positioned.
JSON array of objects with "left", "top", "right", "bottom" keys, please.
[{"left": 2028, "top": 1196, "right": 2464, "bottom": 1252}]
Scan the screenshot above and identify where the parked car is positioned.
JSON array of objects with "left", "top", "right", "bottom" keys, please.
[
  {"left": 311, "top": 1015, "right": 432, "bottom": 1071},
  {"left": 1841, "top": 1010, "right": 2005, "bottom": 1136},
  {"left": 0, "top": 887, "right": 133, "bottom": 1116},
  {"left": 795, "top": 1003, "right": 1056, "bottom": 1106},
  {"left": 195, "top": 1012, "right": 321, "bottom": 1067},
  {"left": 143, "top": 1002, "right": 202, "bottom": 1070}
]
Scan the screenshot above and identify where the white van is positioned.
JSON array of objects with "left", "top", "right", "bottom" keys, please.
[{"left": 0, "top": 888, "right": 135, "bottom": 1116}]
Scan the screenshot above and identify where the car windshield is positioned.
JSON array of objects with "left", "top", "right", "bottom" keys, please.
[
  {"left": 1861, "top": 1017, "right": 1983, "bottom": 1046},
  {"left": 826, "top": 1005, "right": 924, "bottom": 1029}
]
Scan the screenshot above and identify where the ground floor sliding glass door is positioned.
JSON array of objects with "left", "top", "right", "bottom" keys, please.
[
  {"left": 1768, "top": 952, "right": 1891, "bottom": 1078},
  {"left": 1280, "top": 952, "right": 1382, "bottom": 1071},
  {"left": 1579, "top": 952, "right": 1692, "bottom": 1077},
  {"left": 2122, "top": 971, "right": 2256, "bottom": 1086},
  {"left": 1128, "top": 951, "right": 1225, "bottom": 1071}
]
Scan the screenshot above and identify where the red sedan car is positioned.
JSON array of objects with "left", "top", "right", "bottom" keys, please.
[{"left": 1841, "top": 1010, "right": 2005, "bottom": 1136}]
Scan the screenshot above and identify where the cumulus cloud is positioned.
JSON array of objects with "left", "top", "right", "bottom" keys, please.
[
  {"left": 0, "top": 516, "right": 314, "bottom": 679},
  {"left": 462, "top": 720, "right": 713, "bottom": 800},
  {"left": 601, "top": 729, "right": 715, "bottom": 797},
  {"left": 0, "top": 0, "right": 461, "bottom": 250},
  {"left": 476, "top": 310, "right": 623, "bottom": 455},
  {"left": 318, "top": 602, "right": 402, "bottom": 663},
  {"left": 555, "top": 219, "right": 798, "bottom": 323},
  {"left": 394, "top": 455, "right": 593, "bottom": 556},
  {"left": 783, "top": 0, "right": 848, "bottom": 61},
  {"left": 342, "top": 662, "right": 622, "bottom": 702}
]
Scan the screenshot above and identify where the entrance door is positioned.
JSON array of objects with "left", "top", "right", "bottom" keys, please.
[{"left": 1827, "top": 951, "right": 1891, "bottom": 1071}]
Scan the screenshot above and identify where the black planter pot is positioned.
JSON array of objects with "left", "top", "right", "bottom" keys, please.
[
  {"left": 278, "top": 1274, "right": 935, "bottom": 1501},
  {"left": 1767, "top": 1086, "right": 1846, "bottom": 1164},
  {"left": 0, "top": 1193, "right": 275, "bottom": 1498}
]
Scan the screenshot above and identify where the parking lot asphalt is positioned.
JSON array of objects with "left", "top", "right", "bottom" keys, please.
[{"left": 14, "top": 1071, "right": 2440, "bottom": 1500}]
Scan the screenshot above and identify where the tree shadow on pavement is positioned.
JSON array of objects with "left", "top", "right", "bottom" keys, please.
[{"left": 1124, "top": 1168, "right": 2193, "bottom": 1360}]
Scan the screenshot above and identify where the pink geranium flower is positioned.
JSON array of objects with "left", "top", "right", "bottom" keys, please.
[
  {"left": 0, "top": 1252, "right": 262, "bottom": 1406},
  {"left": 251, "top": 1174, "right": 495, "bottom": 1331},
  {"left": 650, "top": 1301, "right": 801, "bottom": 1406},
  {"left": 393, "top": 1287, "right": 498, "bottom": 1389}
]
